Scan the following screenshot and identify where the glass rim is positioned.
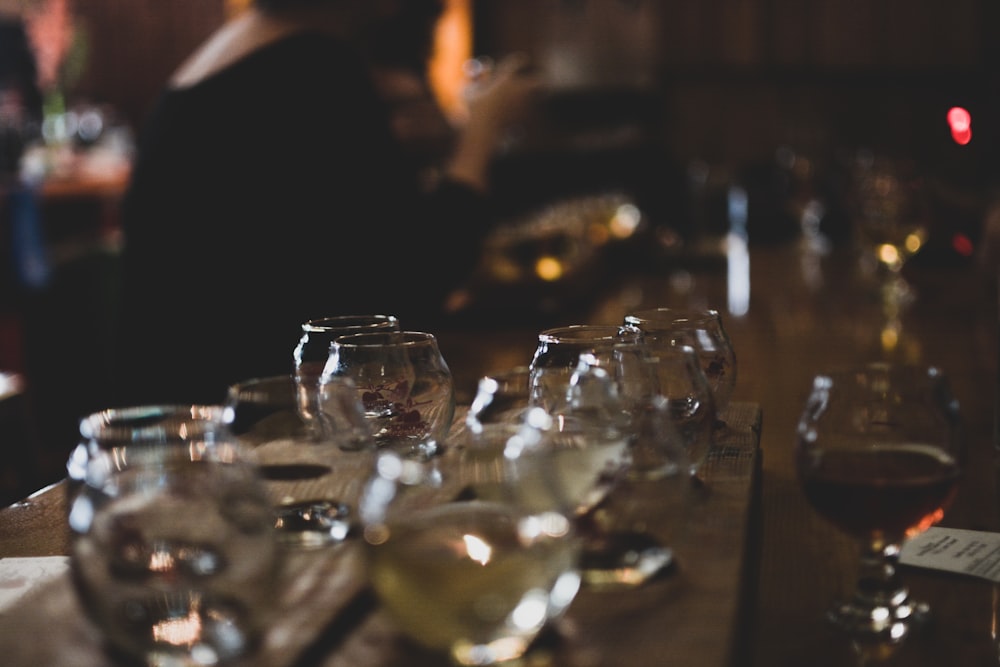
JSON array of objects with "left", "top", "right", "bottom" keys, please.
[
  {"left": 480, "top": 365, "right": 533, "bottom": 381},
  {"left": 301, "top": 314, "right": 400, "bottom": 333},
  {"left": 228, "top": 373, "right": 295, "bottom": 388},
  {"left": 537, "top": 324, "right": 641, "bottom": 343},
  {"left": 79, "top": 404, "right": 230, "bottom": 441},
  {"left": 613, "top": 339, "right": 698, "bottom": 356},
  {"left": 226, "top": 374, "right": 297, "bottom": 404},
  {"left": 332, "top": 330, "right": 438, "bottom": 348},
  {"left": 625, "top": 307, "right": 722, "bottom": 327}
]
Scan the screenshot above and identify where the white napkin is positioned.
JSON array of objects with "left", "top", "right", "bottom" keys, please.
[{"left": 0, "top": 557, "right": 70, "bottom": 613}]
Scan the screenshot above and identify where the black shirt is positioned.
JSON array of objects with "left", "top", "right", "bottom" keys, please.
[{"left": 115, "top": 33, "right": 491, "bottom": 406}]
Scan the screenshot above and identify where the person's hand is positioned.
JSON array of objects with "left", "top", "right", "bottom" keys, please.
[
  {"left": 462, "top": 52, "right": 541, "bottom": 141},
  {"left": 445, "top": 53, "right": 541, "bottom": 192}
]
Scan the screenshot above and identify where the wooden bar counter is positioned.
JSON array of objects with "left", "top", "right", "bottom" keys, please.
[
  {"left": 0, "top": 402, "right": 760, "bottom": 667},
  {"left": 0, "top": 238, "right": 997, "bottom": 666}
]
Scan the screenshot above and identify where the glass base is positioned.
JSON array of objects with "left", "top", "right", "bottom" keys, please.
[
  {"left": 274, "top": 499, "right": 352, "bottom": 547},
  {"left": 578, "top": 531, "right": 675, "bottom": 590},
  {"left": 826, "top": 543, "right": 932, "bottom": 644},
  {"left": 826, "top": 594, "right": 929, "bottom": 643}
]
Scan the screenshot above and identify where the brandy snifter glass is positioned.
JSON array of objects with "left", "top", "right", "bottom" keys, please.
[{"left": 795, "top": 363, "right": 963, "bottom": 642}]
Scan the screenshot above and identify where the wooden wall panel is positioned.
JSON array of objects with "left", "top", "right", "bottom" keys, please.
[
  {"left": 475, "top": 0, "right": 988, "bottom": 71},
  {"left": 767, "top": 0, "right": 814, "bottom": 67},
  {"left": 56, "top": 0, "right": 994, "bottom": 168},
  {"left": 472, "top": 0, "right": 994, "bottom": 167},
  {"left": 71, "top": 0, "right": 225, "bottom": 131},
  {"left": 882, "top": 0, "right": 981, "bottom": 68}
]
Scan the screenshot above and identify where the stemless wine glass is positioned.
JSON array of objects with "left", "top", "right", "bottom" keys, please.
[
  {"left": 321, "top": 330, "right": 455, "bottom": 460},
  {"left": 529, "top": 324, "right": 642, "bottom": 412},
  {"left": 795, "top": 363, "right": 963, "bottom": 641},
  {"left": 67, "top": 405, "right": 280, "bottom": 666},
  {"left": 612, "top": 340, "right": 715, "bottom": 478},
  {"left": 532, "top": 355, "right": 684, "bottom": 588},
  {"left": 292, "top": 314, "right": 400, "bottom": 438},
  {"left": 466, "top": 366, "right": 533, "bottom": 431},
  {"left": 359, "top": 431, "right": 581, "bottom": 666},
  {"left": 624, "top": 307, "right": 737, "bottom": 419},
  {"left": 458, "top": 366, "right": 537, "bottom": 500},
  {"left": 225, "top": 374, "right": 372, "bottom": 547}
]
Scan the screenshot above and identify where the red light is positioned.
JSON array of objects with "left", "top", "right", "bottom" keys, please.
[
  {"left": 947, "top": 107, "right": 972, "bottom": 145},
  {"left": 947, "top": 107, "right": 970, "bottom": 131},
  {"left": 952, "top": 127, "right": 972, "bottom": 145},
  {"left": 952, "top": 233, "right": 974, "bottom": 257}
]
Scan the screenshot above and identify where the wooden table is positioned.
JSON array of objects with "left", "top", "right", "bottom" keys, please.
[
  {"left": 0, "top": 238, "right": 997, "bottom": 666},
  {"left": 439, "top": 239, "right": 1000, "bottom": 667},
  {"left": 0, "top": 402, "right": 760, "bottom": 667}
]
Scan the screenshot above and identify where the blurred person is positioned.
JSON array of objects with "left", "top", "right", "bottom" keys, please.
[
  {"left": 364, "top": 0, "right": 457, "bottom": 182},
  {"left": 0, "top": 10, "right": 42, "bottom": 178},
  {"left": 113, "top": 0, "right": 538, "bottom": 406}
]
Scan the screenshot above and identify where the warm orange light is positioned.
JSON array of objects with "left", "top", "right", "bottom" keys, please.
[
  {"left": 226, "top": 0, "right": 252, "bottom": 17},
  {"left": 429, "top": 0, "right": 473, "bottom": 122},
  {"left": 907, "top": 507, "right": 946, "bottom": 538},
  {"left": 535, "top": 257, "right": 564, "bottom": 282}
]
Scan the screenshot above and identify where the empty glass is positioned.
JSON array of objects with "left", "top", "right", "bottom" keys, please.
[
  {"left": 624, "top": 307, "right": 737, "bottom": 418},
  {"left": 321, "top": 331, "right": 455, "bottom": 460},
  {"left": 529, "top": 324, "right": 642, "bottom": 412},
  {"left": 612, "top": 340, "right": 715, "bottom": 478},
  {"left": 67, "top": 405, "right": 279, "bottom": 666},
  {"left": 466, "top": 366, "right": 534, "bottom": 433},
  {"left": 225, "top": 374, "right": 372, "bottom": 547},
  {"left": 458, "top": 366, "right": 537, "bottom": 501},
  {"left": 292, "top": 314, "right": 400, "bottom": 438}
]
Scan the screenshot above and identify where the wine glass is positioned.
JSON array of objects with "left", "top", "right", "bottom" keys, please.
[
  {"left": 67, "top": 405, "right": 280, "bottom": 666},
  {"left": 457, "top": 366, "right": 543, "bottom": 501},
  {"left": 292, "top": 314, "right": 400, "bottom": 439},
  {"left": 624, "top": 307, "right": 737, "bottom": 420},
  {"left": 466, "top": 366, "right": 534, "bottom": 431},
  {"left": 530, "top": 354, "right": 687, "bottom": 588},
  {"left": 848, "top": 152, "right": 930, "bottom": 314},
  {"left": 612, "top": 340, "right": 716, "bottom": 478},
  {"left": 528, "top": 324, "right": 642, "bottom": 412},
  {"left": 321, "top": 330, "right": 455, "bottom": 460},
  {"left": 358, "top": 427, "right": 581, "bottom": 666},
  {"left": 225, "top": 374, "right": 373, "bottom": 547},
  {"left": 795, "top": 363, "right": 963, "bottom": 641}
]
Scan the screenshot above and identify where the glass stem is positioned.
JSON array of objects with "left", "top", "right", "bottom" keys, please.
[{"left": 854, "top": 543, "right": 908, "bottom": 610}]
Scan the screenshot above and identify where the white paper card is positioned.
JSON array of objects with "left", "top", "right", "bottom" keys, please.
[
  {"left": 0, "top": 556, "right": 69, "bottom": 613},
  {"left": 899, "top": 527, "right": 1000, "bottom": 582}
]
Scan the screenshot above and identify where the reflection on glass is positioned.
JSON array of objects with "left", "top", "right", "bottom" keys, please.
[{"left": 68, "top": 405, "right": 279, "bottom": 666}]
